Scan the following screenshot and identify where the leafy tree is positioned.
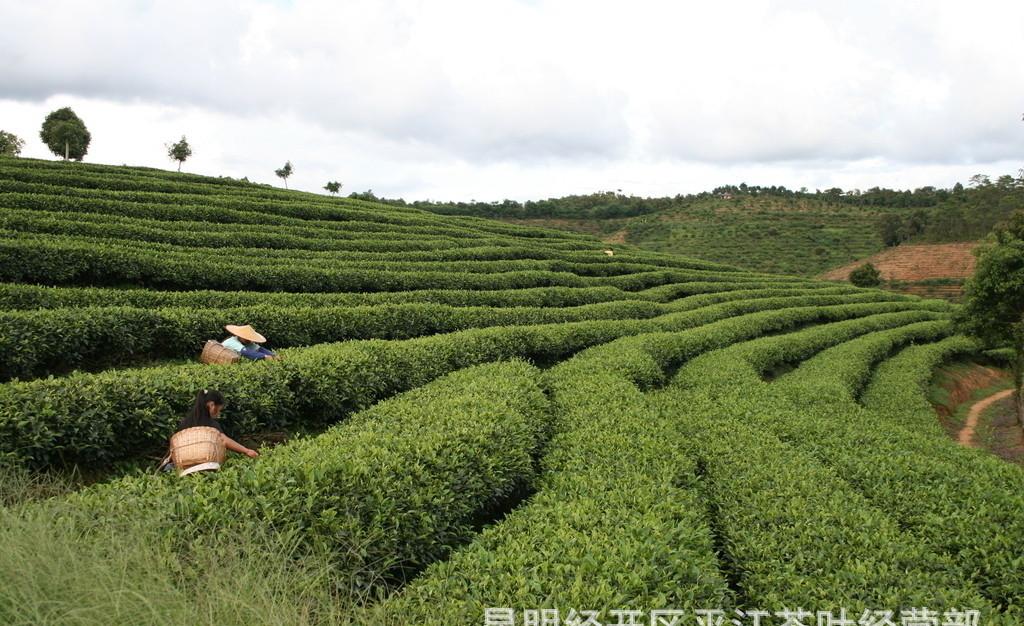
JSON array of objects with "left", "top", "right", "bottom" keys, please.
[
  {"left": 958, "top": 211, "right": 1024, "bottom": 426},
  {"left": 849, "top": 262, "right": 881, "bottom": 288},
  {"left": 996, "top": 174, "right": 1018, "bottom": 189},
  {"left": 902, "top": 209, "right": 929, "bottom": 240},
  {"left": 969, "top": 174, "right": 991, "bottom": 188},
  {"left": 878, "top": 211, "right": 928, "bottom": 247},
  {"left": 39, "top": 107, "right": 90, "bottom": 161},
  {"left": 324, "top": 180, "right": 342, "bottom": 195},
  {"left": 349, "top": 189, "right": 379, "bottom": 202},
  {"left": 878, "top": 214, "right": 904, "bottom": 247},
  {"left": 0, "top": 131, "right": 25, "bottom": 157},
  {"left": 166, "top": 136, "right": 192, "bottom": 172},
  {"left": 274, "top": 161, "right": 293, "bottom": 189}
]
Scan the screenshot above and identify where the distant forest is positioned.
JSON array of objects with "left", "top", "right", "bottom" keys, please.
[{"left": 350, "top": 172, "right": 1024, "bottom": 245}]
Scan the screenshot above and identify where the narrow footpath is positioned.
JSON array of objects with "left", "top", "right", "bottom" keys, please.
[{"left": 958, "top": 388, "right": 1016, "bottom": 447}]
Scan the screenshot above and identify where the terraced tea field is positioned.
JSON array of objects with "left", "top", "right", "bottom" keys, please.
[
  {"left": 501, "top": 195, "right": 900, "bottom": 277},
  {"left": 1, "top": 158, "right": 1021, "bottom": 625}
]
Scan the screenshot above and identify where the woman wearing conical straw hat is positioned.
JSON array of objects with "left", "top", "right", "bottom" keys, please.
[{"left": 221, "top": 324, "right": 281, "bottom": 361}]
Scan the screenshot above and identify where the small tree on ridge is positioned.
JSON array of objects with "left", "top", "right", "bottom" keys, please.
[
  {"left": 275, "top": 161, "right": 293, "bottom": 189},
  {"left": 167, "top": 136, "right": 192, "bottom": 171},
  {"left": 0, "top": 131, "right": 25, "bottom": 157},
  {"left": 40, "top": 107, "right": 90, "bottom": 161}
]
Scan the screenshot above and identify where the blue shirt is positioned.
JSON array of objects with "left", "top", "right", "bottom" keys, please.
[
  {"left": 222, "top": 336, "right": 249, "bottom": 353},
  {"left": 222, "top": 336, "right": 277, "bottom": 360}
]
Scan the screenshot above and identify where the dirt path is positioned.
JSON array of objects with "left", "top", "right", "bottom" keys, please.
[{"left": 958, "top": 389, "right": 1016, "bottom": 447}]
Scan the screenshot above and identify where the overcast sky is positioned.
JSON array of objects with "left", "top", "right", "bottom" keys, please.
[{"left": 1, "top": 0, "right": 1022, "bottom": 201}]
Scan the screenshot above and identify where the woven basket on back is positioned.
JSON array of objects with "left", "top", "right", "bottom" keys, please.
[
  {"left": 170, "top": 426, "right": 226, "bottom": 476},
  {"left": 200, "top": 340, "right": 241, "bottom": 365}
]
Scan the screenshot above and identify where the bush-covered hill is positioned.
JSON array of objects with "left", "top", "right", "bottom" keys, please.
[
  {"left": 369, "top": 178, "right": 1024, "bottom": 277},
  {"left": 1, "top": 157, "right": 1021, "bottom": 625}
]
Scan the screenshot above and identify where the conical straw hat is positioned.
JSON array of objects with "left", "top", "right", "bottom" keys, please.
[{"left": 225, "top": 324, "right": 267, "bottom": 343}]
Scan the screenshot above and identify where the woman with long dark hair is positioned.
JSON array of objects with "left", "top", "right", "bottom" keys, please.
[{"left": 160, "top": 389, "right": 259, "bottom": 473}]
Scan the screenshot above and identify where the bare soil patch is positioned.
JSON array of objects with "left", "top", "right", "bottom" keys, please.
[{"left": 820, "top": 242, "right": 978, "bottom": 282}]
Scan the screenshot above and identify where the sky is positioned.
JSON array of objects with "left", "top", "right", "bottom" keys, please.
[{"left": 1, "top": 0, "right": 1022, "bottom": 201}]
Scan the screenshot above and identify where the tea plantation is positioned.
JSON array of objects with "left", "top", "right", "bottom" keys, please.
[{"left": 1, "top": 158, "right": 1021, "bottom": 625}]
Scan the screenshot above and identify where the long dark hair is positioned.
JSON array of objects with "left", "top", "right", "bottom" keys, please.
[{"left": 182, "top": 389, "right": 225, "bottom": 427}]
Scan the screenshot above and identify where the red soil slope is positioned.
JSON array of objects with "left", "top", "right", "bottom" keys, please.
[{"left": 820, "top": 243, "right": 978, "bottom": 282}]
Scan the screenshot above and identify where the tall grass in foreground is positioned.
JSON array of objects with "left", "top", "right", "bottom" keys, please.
[
  {"left": 0, "top": 465, "right": 365, "bottom": 626},
  {"left": 0, "top": 460, "right": 79, "bottom": 506}
]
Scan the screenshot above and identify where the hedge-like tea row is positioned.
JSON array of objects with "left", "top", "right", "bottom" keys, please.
[
  {"left": 0, "top": 224, "right": 755, "bottom": 282},
  {"left": 376, "top": 304, "right": 952, "bottom": 618},
  {"left": 0, "top": 288, "right": 893, "bottom": 381},
  {"left": 0, "top": 207, "right": 614, "bottom": 261},
  {"left": 2, "top": 160, "right": 563, "bottom": 243},
  {"left": 69, "top": 360, "right": 550, "bottom": 594},
  {"left": 0, "top": 168, "right": 593, "bottom": 240},
  {"left": 652, "top": 388, "right": 995, "bottom": 616},
  {"left": 0, "top": 229, "right": 652, "bottom": 276},
  {"left": 0, "top": 233, "right": 803, "bottom": 293},
  {"left": 0, "top": 234, "right": 615, "bottom": 292},
  {"left": 0, "top": 164, "right": 481, "bottom": 225},
  {"left": 670, "top": 311, "right": 952, "bottom": 393},
  {"left": 0, "top": 204, "right": 502, "bottom": 247},
  {"left": 0, "top": 157, "right": 258, "bottom": 186},
  {"left": 0, "top": 188, "right": 559, "bottom": 245},
  {"left": 774, "top": 320, "right": 955, "bottom": 402},
  {"left": 0, "top": 300, "right": 668, "bottom": 381},
  {"left": 0, "top": 296, "right": 931, "bottom": 468},
  {"left": 860, "top": 335, "right": 983, "bottom": 429},
  {"left": 0, "top": 207, "right": 753, "bottom": 276},
  {"left": 0, "top": 211, "right": 631, "bottom": 269},
  {"left": 669, "top": 323, "right": 1024, "bottom": 619},
  {"left": 377, "top": 343, "right": 731, "bottom": 620},
  {"left": 0, "top": 281, "right": 843, "bottom": 312}
]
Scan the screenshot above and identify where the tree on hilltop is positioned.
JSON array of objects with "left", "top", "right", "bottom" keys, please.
[
  {"left": 275, "top": 161, "right": 293, "bottom": 189},
  {"left": 40, "top": 107, "right": 90, "bottom": 161},
  {"left": 324, "top": 180, "right": 342, "bottom": 195},
  {"left": 0, "top": 131, "right": 25, "bottom": 157},
  {"left": 167, "top": 136, "right": 192, "bottom": 172}
]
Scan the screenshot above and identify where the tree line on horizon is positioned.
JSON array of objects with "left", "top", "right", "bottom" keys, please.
[{"left": 354, "top": 174, "right": 1024, "bottom": 246}]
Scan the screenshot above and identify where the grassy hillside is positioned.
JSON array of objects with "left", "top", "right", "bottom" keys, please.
[
  {"left": 1, "top": 157, "right": 1022, "bottom": 625},
  {"left": 361, "top": 193, "right": 902, "bottom": 276},
  {"left": 603, "top": 194, "right": 894, "bottom": 276},
  {"left": 390, "top": 180, "right": 1024, "bottom": 277}
]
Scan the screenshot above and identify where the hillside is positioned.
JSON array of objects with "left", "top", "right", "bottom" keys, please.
[
  {"left": 389, "top": 180, "right": 1023, "bottom": 278},
  {"left": 1, "top": 158, "right": 1022, "bottom": 624},
  {"left": 519, "top": 195, "right": 896, "bottom": 276},
  {"left": 375, "top": 194, "right": 900, "bottom": 276},
  {"left": 822, "top": 242, "right": 978, "bottom": 299}
]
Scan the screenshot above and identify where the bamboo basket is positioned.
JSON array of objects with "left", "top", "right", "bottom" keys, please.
[
  {"left": 170, "top": 426, "right": 226, "bottom": 476},
  {"left": 200, "top": 340, "right": 240, "bottom": 365}
]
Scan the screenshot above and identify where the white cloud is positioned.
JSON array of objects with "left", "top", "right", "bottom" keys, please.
[{"left": 0, "top": 0, "right": 1022, "bottom": 200}]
